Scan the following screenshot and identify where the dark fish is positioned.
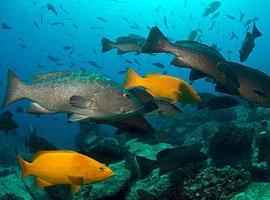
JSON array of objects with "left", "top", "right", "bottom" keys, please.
[
  {"left": 211, "top": 12, "right": 220, "bottom": 20},
  {"left": 47, "top": 55, "right": 60, "bottom": 62},
  {"left": 1, "top": 23, "right": 12, "bottom": 30},
  {"left": 198, "top": 93, "right": 239, "bottom": 110},
  {"left": 122, "top": 17, "right": 129, "bottom": 23},
  {"left": 239, "top": 9, "right": 245, "bottom": 23},
  {"left": 46, "top": 3, "right": 58, "bottom": 16},
  {"left": 51, "top": 22, "right": 65, "bottom": 27},
  {"left": 0, "top": 111, "right": 18, "bottom": 134},
  {"left": 239, "top": 23, "right": 262, "bottom": 62},
  {"left": 72, "top": 23, "right": 79, "bottom": 31},
  {"left": 68, "top": 49, "right": 75, "bottom": 59},
  {"left": 152, "top": 62, "right": 165, "bottom": 69},
  {"left": 142, "top": 27, "right": 239, "bottom": 89},
  {"left": 130, "top": 23, "right": 140, "bottom": 30},
  {"left": 33, "top": 20, "right": 40, "bottom": 29},
  {"left": 136, "top": 146, "right": 207, "bottom": 178},
  {"left": 163, "top": 16, "right": 169, "bottom": 29},
  {"left": 87, "top": 61, "right": 102, "bottom": 68},
  {"left": 203, "top": 1, "right": 222, "bottom": 17},
  {"left": 229, "top": 31, "right": 239, "bottom": 41},
  {"left": 62, "top": 46, "right": 74, "bottom": 51},
  {"left": 20, "top": 43, "right": 27, "bottom": 49},
  {"left": 225, "top": 14, "right": 236, "bottom": 20},
  {"left": 101, "top": 34, "right": 145, "bottom": 55},
  {"left": 209, "top": 20, "right": 216, "bottom": 31},
  {"left": 133, "top": 58, "right": 140, "bottom": 66},
  {"left": 146, "top": 99, "right": 182, "bottom": 117},
  {"left": 15, "top": 106, "right": 24, "bottom": 113},
  {"left": 245, "top": 19, "right": 253, "bottom": 27},
  {"left": 92, "top": 49, "right": 97, "bottom": 55},
  {"left": 216, "top": 62, "right": 270, "bottom": 107},
  {"left": 25, "top": 125, "right": 57, "bottom": 153},
  {"left": 97, "top": 16, "right": 107, "bottom": 22}
]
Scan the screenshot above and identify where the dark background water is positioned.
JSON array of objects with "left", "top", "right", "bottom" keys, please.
[{"left": 0, "top": 0, "right": 269, "bottom": 148}]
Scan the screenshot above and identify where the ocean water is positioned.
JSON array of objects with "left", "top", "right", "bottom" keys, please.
[{"left": 1, "top": 0, "right": 270, "bottom": 199}]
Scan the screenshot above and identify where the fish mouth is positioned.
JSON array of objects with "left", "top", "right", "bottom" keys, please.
[{"left": 110, "top": 171, "right": 115, "bottom": 177}]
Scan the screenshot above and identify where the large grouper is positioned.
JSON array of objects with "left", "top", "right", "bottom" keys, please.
[
  {"left": 142, "top": 26, "right": 240, "bottom": 90},
  {"left": 2, "top": 70, "right": 158, "bottom": 133}
]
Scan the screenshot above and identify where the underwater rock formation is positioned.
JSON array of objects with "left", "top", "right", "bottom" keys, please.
[
  {"left": 0, "top": 193, "right": 24, "bottom": 200},
  {"left": 208, "top": 123, "right": 254, "bottom": 168},
  {"left": 182, "top": 166, "right": 250, "bottom": 200}
]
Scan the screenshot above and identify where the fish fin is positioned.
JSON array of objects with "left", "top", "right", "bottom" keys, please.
[
  {"left": 67, "top": 176, "right": 84, "bottom": 185},
  {"left": 68, "top": 113, "right": 89, "bottom": 122},
  {"left": 32, "top": 150, "right": 76, "bottom": 161},
  {"left": 69, "top": 96, "right": 90, "bottom": 109},
  {"left": 17, "top": 156, "right": 31, "bottom": 179},
  {"left": 189, "top": 69, "right": 206, "bottom": 81},
  {"left": 2, "top": 69, "right": 26, "bottom": 108},
  {"left": 35, "top": 177, "right": 53, "bottom": 188},
  {"left": 124, "top": 68, "right": 144, "bottom": 89},
  {"left": 101, "top": 37, "right": 114, "bottom": 52},
  {"left": 141, "top": 26, "right": 168, "bottom": 53},
  {"left": 136, "top": 156, "right": 157, "bottom": 178},
  {"left": 28, "top": 102, "right": 55, "bottom": 114},
  {"left": 170, "top": 57, "right": 189, "bottom": 68},
  {"left": 70, "top": 184, "right": 81, "bottom": 193},
  {"left": 157, "top": 148, "right": 174, "bottom": 159},
  {"left": 253, "top": 89, "right": 267, "bottom": 97},
  {"left": 252, "top": 23, "right": 262, "bottom": 38},
  {"left": 217, "top": 62, "right": 240, "bottom": 88},
  {"left": 172, "top": 90, "right": 182, "bottom": 103}
]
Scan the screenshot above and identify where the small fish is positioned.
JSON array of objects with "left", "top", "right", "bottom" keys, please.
[
  {"left": 0, "top": 111, "right": 18, "bottom": 134},
  {"left": 1, "top": 22, "right": 12, "bottom": 30},
  {"left": 211, "top": 12, "right": 220, "bottom": 20},
  {"left": 125, "top": 59, "right": 133, "bottom": 64},
  {"left": 239, "top": 23, "right": 262, "bottom": 62},
  {"left": 122, "top": 17, "right": 129, "bottom": 23},
  {"left": 62, "top": 46, "right": 74, "bottom": 51},
  {"left": 229, "top": 31, "right": 239, "bottom": 41},
  {"left": 124, "top": 68, "right": 200, "bottom": 105},
  {"left": 203, "top": 1, "right": 222, "bottom": 17},
  {"left": 92, "top": 49, "right": 98, "bottom": 55},
  {"left": 101, "top": 35, "right": 145, "bottom": 55},
  {"left": 163, "top": 16, "right": 169, "bottom": 29},
  {"left": 97, "top": 16, "right": 107, "bottom": 22},
  {"left": 152, "top": 62, "right": 165, "bottom": 69},
  {"left": 133, "top": 58, "right": 140, "bottom": 66},
  {"left": 46, "top": 3, "right": 58, "bottom": 16},
  {"left": 209, "top": 20, "right": 216, "bottom": 31},
  {"left": 130, "top": 23, "right": 140, "bottom": 30},
  {"left": 51, "top": 22, "right": 65, "bottom": 27},
  {"left": 47, "top": 55, "right": 60, "bottom": 62},
  {"left": 239, "top": 9, "right": 245, "bottom": 23},
  {"left": 20, "top": 43, "right": 27, "bottom": 49},
  {"left": 245, "top": 19, "right": 253, "bottom": 27},
  {"left": 17, "top": 150, "right": 114, "bottom": 193},
  {"left": 72, "top": 24, "right": 79, "bottom": 31},
  {"left": 87, "top": 61, "right": 102, "bottom": 69},
  {"left": 225, "top": 14, "right": 235, "bottom": 20},
  {"left": 33, "top": 20, "right": 41, "bottom": 29}
]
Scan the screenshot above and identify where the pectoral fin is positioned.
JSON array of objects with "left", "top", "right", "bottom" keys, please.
[
  {"left": 28, "top": 102, "right": 55, "bottom": 114},
  {"left": 69, "top": 114, "right": 89, "bottom": 122},
  {"left": 189, "top": 69, "right": 206, "bottom": 81},
  {"left": 70, "top": 184, "right": 81, "bottom": 193},
  {"left": 35, "top": 177, "right": 54, "bottom": 188},
  {"left": 67, "top": 175, "right": 84, "bottom": 185},
  {"left": 69, "top": 96, "right": 90, "bottom": 109}
]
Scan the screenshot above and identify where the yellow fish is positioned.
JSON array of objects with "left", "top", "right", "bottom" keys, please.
[
  {"left": 124, "top": 68, "right": 200, "bottom": 105},
  {"left": 17, "top": 150, "right": 115, "bottom": 193}
]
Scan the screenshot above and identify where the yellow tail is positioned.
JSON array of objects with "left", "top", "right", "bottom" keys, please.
[
  {"left": 124, "top": 68, "right": 144, "bottom": 89},
  {"left": 17, "top": 156, "right": 31, "bottom": 179}
]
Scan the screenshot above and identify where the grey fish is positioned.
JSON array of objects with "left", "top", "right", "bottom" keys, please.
[
  {"left": 216, "top": 62, "right": 270, "bottom": 107},
  {"left": 211, "top": 12, "right": 220, "bottom": 20},
  {"left": 1, "top": 23, "right": 12, "bottom": 30},
  {"left": 46, "top": 3, "right": 58, "bottom": 16},
  {"left": 142, "top": 27, "right": 239, "bottom": 89},
  {"left": 101, "top": 34, "right": 145, "bottom": 54},
  {"left": 2, "top": 71, "right": 146, "bottom": 122},
  {"left": 225, "top": 14, "right": 235, "bottom": 20},
  {"left": 239, "top": 23, "right": 262, "bottom": 62},
  {"left": 202, "top": 1, "right": 221, "bottom": 17}
]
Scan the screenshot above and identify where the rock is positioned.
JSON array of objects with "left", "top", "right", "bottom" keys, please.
[
  {"left": 182, "top": 166, "right": 250, "bottom": 200},
  {"left": 208, "top": 123, "right": 254, "bottom": 168}
]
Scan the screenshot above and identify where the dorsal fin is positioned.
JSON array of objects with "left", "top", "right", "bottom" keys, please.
[
  {"left": 32, "top": 150, "right": 77, "bottom": 161},
  {"left": 156, "top": 148, "right": 174, "bottom": 159},
  {"left": 32, "top": 71, "right": 69, "bottom": 81}
]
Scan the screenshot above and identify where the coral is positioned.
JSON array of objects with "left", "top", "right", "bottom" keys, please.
[
  {"left": 208, "top": 123, "right": 253, "bottom": 168},
  {"left": 181, "top": 166, "right": 250, "bottom": 200}
]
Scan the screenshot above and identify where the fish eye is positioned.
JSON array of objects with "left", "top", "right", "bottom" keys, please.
[
  {"left": 123, "top": 93, "right": 129, "bottom": 98},
  {"left": 99, "top": 167, "right": 104, "bottom": 172}
]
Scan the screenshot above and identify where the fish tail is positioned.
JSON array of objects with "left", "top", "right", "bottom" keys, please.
[
  {"left": 136, "top": 156, "right": 156, "bottom": 178},
  {"left": 252, "top": 23, "right": 262, "bottom": 38},
  {"left": 2, "top": 69, "right": 27, "bottom": 109},
  {"left": 17, "top": 156, "right": 31, "bottom": 179},
  {"left": 141, "top": 26, "right": 169, "bottom": 53},
  {"left": 124, "top": 68, "right": 144, "bottom": 89},
  {"left": 101, "top": 37, "right": 114, "bottom": 52}
]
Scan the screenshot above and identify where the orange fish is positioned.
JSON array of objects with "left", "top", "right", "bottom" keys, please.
[
  {"left": 124, "top": 68, "right": 200, "bottom": 105},
  {"left": 17, "top": 150, "right": 114, "bottom": 193}
]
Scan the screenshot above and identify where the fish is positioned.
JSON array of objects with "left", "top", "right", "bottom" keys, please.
[
  {"left": 136, "top": 146, "right": 207, "bottom": 178},
  {"left": 146, "top": 99, "right": 182, "bottom": 117},
  {"left": 124, "top": 68, "right": 200, "bottom": 105},
  {"left": 198, "top": 93, "right": 239, "bottom": 110},
  {"left": 33, "top": 20, "right": 41, "bottom": 29},
  {"left": 130, "top": 23, "right": 141, "bottom": 30},
  {"left": 2, "top": 70, "right": 148, "bottom": 123},
  {"left": 87, "top": 61, "right": 102, "bottom": 69},
  {"left": 152, "top": 62, "right": 165, "bottom": 69},
  {"left": 142, "top": 27, "right": 239, "bottom": 90},
  {"left": 46, "top": 3, "right": 58, "bottom": 16},
  {"left": 163, "top": 16, "right": 169, "bottom": 29},
  {"left": 62, "top": 46, "right": 74, "bottom": 51},
  {"left": 133, "top": 58, "right": 140, "bottom": 66},
  {"left": 1, "top": 22, "right": 12, "bottom": 30},
  {"left": 211, "top": 12, "right": 220, "bottom": 20},
  {"left": 225, "top": 14, "right": 236, "bottom": 20},
  {"left": 239, "top": 9, "right": 245, "bottom": 23},
  {"left": 209, "top": 20, "right": 216, "bottom": 31},
  {"left": 51, "top": 22, "right": 65, "bottom": 27},
  {"left": 202, "top": 1, "right": 222, "bottom": 17},
  {"left": 25, "top": 125, "right": 57, "bottom": 153},
  {"left": 239, "top": 23, "right": 262, "bottom": 62},
  {"left": 72, "top": 24, "right": 79, "bottom": 31},
  {"left": 101, "top": 34, "right": 145, "bottom": 55},
  {"left": 97, "top": 16, "right": 107, "bottom": 22},
  {"left": 229, "top": 31, "right": 239, "bottom": 41},
  {"left": 216, "top": 62, "right": 270, "bottom": 107},
  {"left": 0, "top": 111, "right": 18, "bottom": 134},
  {"left": 17, "top": 150, "right": 114, "bottom": 193}
]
